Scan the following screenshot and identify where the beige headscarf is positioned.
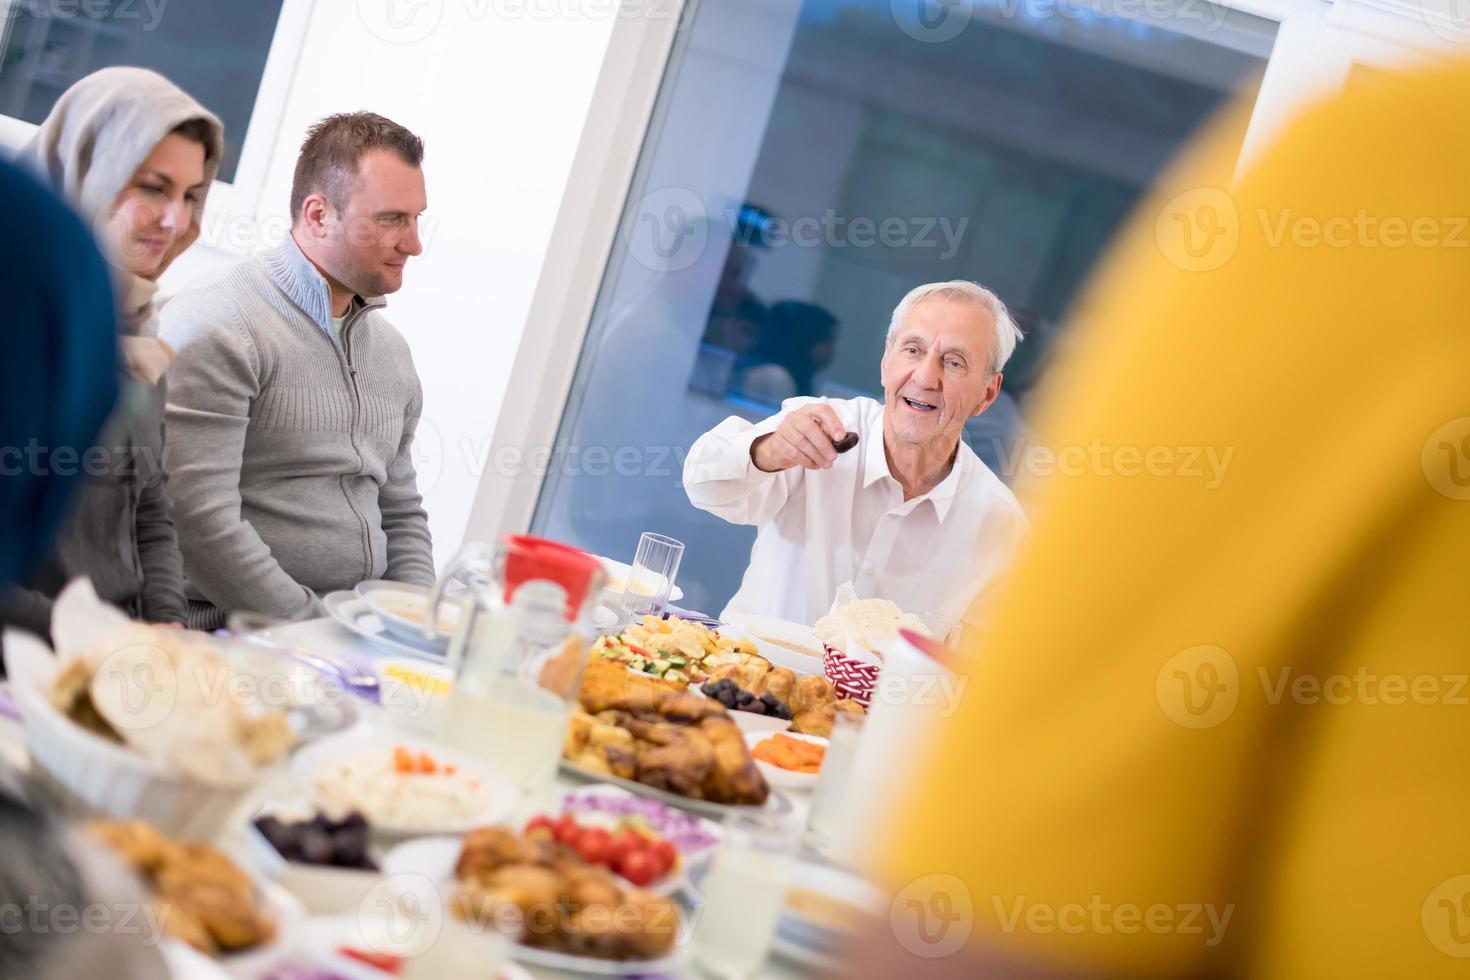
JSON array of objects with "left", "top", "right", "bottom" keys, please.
[{"left": 17, "top": 67, "right": 224, "bottom": 384}]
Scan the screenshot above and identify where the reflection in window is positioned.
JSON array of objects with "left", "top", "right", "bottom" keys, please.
[
  {"left": 0, "top": 0, "right": 286, "bottom": 181},
  {"left": 534, "top": 0, "right": 1277, "bottom": 616}
]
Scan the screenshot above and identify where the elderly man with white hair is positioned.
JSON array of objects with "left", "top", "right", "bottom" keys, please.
[{"left": 684, "top": 279, "right": 1028, "bottom": 628}]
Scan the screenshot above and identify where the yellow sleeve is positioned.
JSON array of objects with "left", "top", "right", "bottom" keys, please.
[{"left": 882, "top": 62, "right": 1470, "bottom": 978}]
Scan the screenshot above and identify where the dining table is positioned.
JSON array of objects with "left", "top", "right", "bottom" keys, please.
[{"left": 0, "top": 613, "right": 840, "bottom": 980}]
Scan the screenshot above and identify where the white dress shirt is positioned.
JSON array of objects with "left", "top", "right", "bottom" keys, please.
[{"left": 684, "top": 395, "right": 1028, "bottom": 627}]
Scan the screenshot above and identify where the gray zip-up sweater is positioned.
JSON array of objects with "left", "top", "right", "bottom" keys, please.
[{"left": 159, "top": 238, "right": 435, "bottom": 626}]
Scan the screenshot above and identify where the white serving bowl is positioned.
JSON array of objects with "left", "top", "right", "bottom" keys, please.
[
  {"left": 372, "top": 657, "right": 453, "bottom": 736},
  {"left": 721, "top": 612, "right": 826, "bottom": 674},
  {"left": 290, "top": 732, "right": 520, "bottom": 839},
  {"left": 4, "top": 630, "right": 270, "bottom": 843},
  {"left": 243, "top": 819, "right": 383, "bottom": 916},
  {"left": 354, "top": 580, "right": 464, "bottom": 653},
  {"left": 743, "top": 730, "right": 828, "bottom": 792}
]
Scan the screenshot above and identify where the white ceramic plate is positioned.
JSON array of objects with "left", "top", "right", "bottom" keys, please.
[
  {"left": 721, "top": 612, "right": 827, "bottom": 674},
  {"left": 776, "top": 862, "right": 887, "bottom": 960},
  {"left": 354, "top": 580, "right": 464, "bottom": 653},
  {"left": 290, "top": 732, "right": 520, "bottom": 839},
  {"left": 380, "top": 838, "right": 690, "bottom": 976},
  {"left": 743, "top": 730, "right": 827, "bottom": 792},
  {"left": 595, "top": 556, "right": 686, "bottom": 610},
  {"left": 558, "top": 759, "right": 792, "bottom": 819},
  {"left": 323, "top": 591, "right": 449, "bottom": 663},
  {"left": 371, "top": 657, "right": 454, "bottom": 736},
  {"left": 301, "top": 914, "right": 535, "bottom": 980}
]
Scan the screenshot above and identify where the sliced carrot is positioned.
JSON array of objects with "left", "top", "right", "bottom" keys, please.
[
  {"left": 417, "top": 751, "right": 438, "bottom": 774},
  {"left": 393, "top": 745, "right": 415, "bottom": 773}
]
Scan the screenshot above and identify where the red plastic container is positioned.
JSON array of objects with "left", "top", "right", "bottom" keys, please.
[{"left": 501, "top": 534, "right": 604, "bottom": 620}]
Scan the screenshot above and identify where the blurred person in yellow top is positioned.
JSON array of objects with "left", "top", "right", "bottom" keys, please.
[{"left": 858, "top": 58, "right": 1470, "bottom": 980}]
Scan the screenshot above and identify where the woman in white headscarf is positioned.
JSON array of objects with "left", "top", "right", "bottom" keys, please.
[{"left": 1, "top": 67, "right": 223, "bottom": 638}]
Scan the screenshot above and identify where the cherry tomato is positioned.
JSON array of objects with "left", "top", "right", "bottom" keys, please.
[
  {"left": 607, "top": 829, "right": 642, "bottom": 866},
  {"left": 525, "top": 814, "right": 555, "bottom": 835},
  {"left": 617, "top": 849, "right": 662, "bottom": 887},
  {"left": 553, "top": 815, "right": 581, "bottom": 846},
  {"left": 651, "top": 838, "right": 678, "bottom": 875},
  {"left": 575, "top": 827, "right": 613, "bottom": 866}
]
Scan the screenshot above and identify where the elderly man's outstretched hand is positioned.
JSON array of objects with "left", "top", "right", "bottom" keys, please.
[{"left": 752, "top": 403, "right": 849, "bottom": 472}]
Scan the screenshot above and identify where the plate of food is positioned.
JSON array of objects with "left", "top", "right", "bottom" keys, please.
[
  {"left": 595, "top": 557, "right": 685, "bottom": 609},
  {"left": 590, "top": 615, "right": 764, "bottom": 686},
  {"left": 815, "top": 590, "right": 932, "bottom": 706},
  {"left": 354, "top": 580, "right": 466, "bottom": 654},
  {"left": 322, "top": 590, "right": 452, "bottom": 662},
  {"left": 695, "top": 661, "right": 865, "bottom": 739},
  {"left": 745, "top": 730, "right": 828, "bottom": 792},
  {"left": 84, "top": 819, "right": 301, "bottom": 968},
  {"left": 246, "top": 807, "right": 384, "bottom": 915},
  {"left": 381, "top": 826, "right": 688, "bottom": 975},
  {"left": 4, "top": 582, "right": 299, "bottom": 841},
  {"left": 559, "top": 784, "right": 721, "bottom": 873},
  {"left": 720, "top": 612, "right": 827, "bottom": 673},
  {"left": 291, "top": 733, "right": 520, "bottom": 839},
  {"left": 773, "top": 862, "right": 886, "bottom": 970},
  {"left": 564, "top": 659, "right": 789, "bottom": 818}
]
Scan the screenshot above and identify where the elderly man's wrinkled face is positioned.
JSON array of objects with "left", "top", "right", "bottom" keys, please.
[{"left": 880, "top": 296, "right": 1003, "bottom": 453}]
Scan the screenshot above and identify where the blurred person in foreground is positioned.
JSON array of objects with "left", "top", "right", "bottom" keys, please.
[
  {"left": 684, "top": 280, "right": 1028, "bottom": 626},
  {"left": 161, "top": 112, "right": 435, "bottom": 629},
  {"left": 0, "top": 160, "right": 159, "bottom": 977},
  {"left": 857, "top": 60, "right": 1470, "bottom": 979},
  {"left": 1, "top": 68, "right": 222, "bottom": 640}
]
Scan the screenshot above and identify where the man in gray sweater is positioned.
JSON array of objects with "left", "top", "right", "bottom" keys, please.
[{"left": 161, "top": 112, "right": 435, "bottom": 627}]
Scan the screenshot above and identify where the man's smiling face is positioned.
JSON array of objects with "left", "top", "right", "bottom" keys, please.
[{"left": 880, "top": 295, "right": 1003, "bottom": 454}]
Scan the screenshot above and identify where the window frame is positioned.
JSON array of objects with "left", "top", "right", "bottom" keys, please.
[
  {"left": 476, "top": 0, "right": 1460, "bottom": 548},
  {"left": 0, "top": 0, "right": 316, "bottom": 257}
]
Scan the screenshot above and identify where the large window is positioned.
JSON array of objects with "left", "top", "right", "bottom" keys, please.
[
  {"left": 533, "top": 0, "right": 1277, "bottom": 617},
  {"left": 0, "top": 0, "right": 287, "bottom": 181}
]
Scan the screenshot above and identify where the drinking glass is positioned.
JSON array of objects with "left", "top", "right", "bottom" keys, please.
[
  {"left": 692, "top": 811, "right": 800, "bottom": 978},
  {"left": 803, "top": 709, "right": 865, "bottom": 855},
  {"left": 620, "top": 532, "right": 684, "bottom": 619}
]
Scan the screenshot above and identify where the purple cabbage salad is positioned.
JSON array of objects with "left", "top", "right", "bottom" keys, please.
[{"left": 561, "top": 788, "right": 720, "bottom": 855}]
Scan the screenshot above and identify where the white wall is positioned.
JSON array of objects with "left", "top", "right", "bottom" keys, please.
[{"left": 160, "top": 0, "right": 619, "bottom": 570}]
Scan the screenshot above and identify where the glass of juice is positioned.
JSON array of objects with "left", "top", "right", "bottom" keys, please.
[{"left": 692, "top": 811, "right": 799, "bottom": 978}]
